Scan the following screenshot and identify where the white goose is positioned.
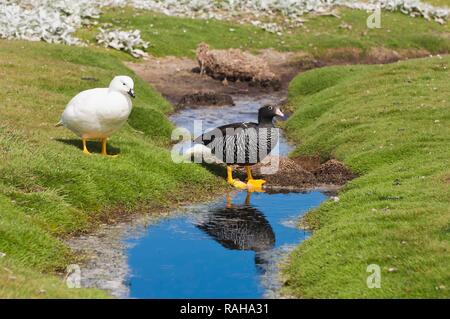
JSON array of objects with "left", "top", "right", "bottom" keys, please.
[{"left": 56, "top": 75, "right": 135, "bottom": 156}]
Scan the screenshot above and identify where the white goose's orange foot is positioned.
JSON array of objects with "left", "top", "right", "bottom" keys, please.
[
  {"left": 101, "top": 138, "right": 119, "bottom": 157},
  {"left": 82, "top": 138, "right": 91, "bottom": 155},
  {"left": 247, "top": 179, "right": 266, "bottom": 191}
]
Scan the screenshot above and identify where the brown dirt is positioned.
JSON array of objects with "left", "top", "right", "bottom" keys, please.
[
  {"left": 126, "top": 49, "right": 310, "bottom": 106},
  {"left": 319, "top": 47, "right": 431, "bottom": 66},
  {"left": 312, "top": 159, "right": 357, "bottom": 185},
  {"left": 177, "top": 91, "right": 235, "bottom": 108},
  {"left": 196, "top": 43, "right": 281, "bottom": 89},
  {"left": 291, "top": 155, "right": 323, "bottom": 172},
  {"left": 252, "top": 156, "right": 318, "bottom": 188},
  {"left": 365, "top": 47, "right": 402, "bottom": 64},
  {"left": 320, "top": 47, "right": 363, "bottom": 65},
  {"left": 235, "top": 156, "right": 355, "bottom": 189},
  {"left": 258, "top": 49, "right": 323, "bottom": 86}
]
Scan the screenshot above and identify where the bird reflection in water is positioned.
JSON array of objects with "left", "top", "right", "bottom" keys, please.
[{"left": 195, "top": 192, "right": 275, "bottom": 272}]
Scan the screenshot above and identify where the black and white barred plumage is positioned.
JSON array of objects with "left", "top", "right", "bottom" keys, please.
[{"left": 195, "top": 105, "right": 283, "bottom": 165}]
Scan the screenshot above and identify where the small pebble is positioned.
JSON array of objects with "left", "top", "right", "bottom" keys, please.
[{"left": 388, "top": 267, "right": 397, "bottom": 273}]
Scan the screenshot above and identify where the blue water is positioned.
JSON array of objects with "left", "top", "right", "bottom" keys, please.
[{"left": 126, "top": 190, "right": 327, "bottom": 298}]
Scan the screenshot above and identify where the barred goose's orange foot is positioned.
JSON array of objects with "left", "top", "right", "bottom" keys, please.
[
  {"left": 228, "top": 179, "right": 248, "bottom": 190},
  {"left": 247, "top": 179, "right": 266, "bottom": 190}
]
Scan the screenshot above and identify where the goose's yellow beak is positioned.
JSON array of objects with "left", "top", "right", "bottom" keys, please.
[{"left": 275, "top": 108, "right": 284, "bottom": 117}]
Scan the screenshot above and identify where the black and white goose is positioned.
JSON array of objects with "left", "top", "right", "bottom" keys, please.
[{"left": 195, "top": 104, "right": 284, "bottom": 190}]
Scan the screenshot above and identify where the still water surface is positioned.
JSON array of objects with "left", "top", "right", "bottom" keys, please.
[{"left": 126, "top": 191, "right": 327, "bottom": 298}]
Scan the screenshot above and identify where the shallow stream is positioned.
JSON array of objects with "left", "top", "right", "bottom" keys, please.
[{"left": 68, "top": 95, "right": 330, "bottom": 298}]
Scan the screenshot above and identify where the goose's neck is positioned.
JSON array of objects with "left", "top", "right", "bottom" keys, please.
[
  {"left": 258, "top": 115, "right": 274, "bottom": 127},
  {"left": 108, "top": 88, "right": 129, "bottom": 99}
]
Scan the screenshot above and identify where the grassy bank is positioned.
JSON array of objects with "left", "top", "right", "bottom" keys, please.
[
  {"left": 78, "top": 6, "right": 450, "bottom": 58},
  {"left": 282, "top": 56, "right": 450, "bottom": 298},
  {"left": 0, "top": 40, "right": 224, "bottom": 298}
]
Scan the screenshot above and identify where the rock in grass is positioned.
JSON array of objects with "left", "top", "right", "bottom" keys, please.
[
  {"left": 388, "top": 267, "right": 398, "bottom": 273},
  {"left": 196, "top": 43, "right": 281, "bottom": 90}
]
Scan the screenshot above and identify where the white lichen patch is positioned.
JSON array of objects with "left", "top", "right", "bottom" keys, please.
[
  {"left": 0, "top": 0, "right": 100, "bottom": 45},
  {"left": 96, "top": 28, "right": 149, "bottom": 58},
  {"left": 120, "top": 0, "right": 450, "bottom": 28},
  {"left": 1, "top": 1, "right": 448, "bottom": 58}
]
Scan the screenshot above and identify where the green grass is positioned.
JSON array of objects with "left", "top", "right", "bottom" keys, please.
[
  {"left": 78, "top": 6, "right": 450, "bottom": 58},
  {"left": 1, "top": 4, "right": 449, "bottom": 298},
  {"left": 424, "top": 0, "right": 450, "bottom": 6},
  {"left": 282, "top": 56, "right": 450, "bottom": 298},
  {"left": 0, "top": 258, "right": 107, "bottom": 298},
  {"left": 0, "top": 40, "right": 224, "bottom": 298}
]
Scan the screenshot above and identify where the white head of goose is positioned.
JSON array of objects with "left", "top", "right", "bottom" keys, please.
[{"left": 195, "top": 104, "right": 285, "bottom": 191}]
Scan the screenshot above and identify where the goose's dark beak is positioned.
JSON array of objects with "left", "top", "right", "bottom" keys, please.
[{"left": 128, "top": 89, "right": 135, "bottom": 98}]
